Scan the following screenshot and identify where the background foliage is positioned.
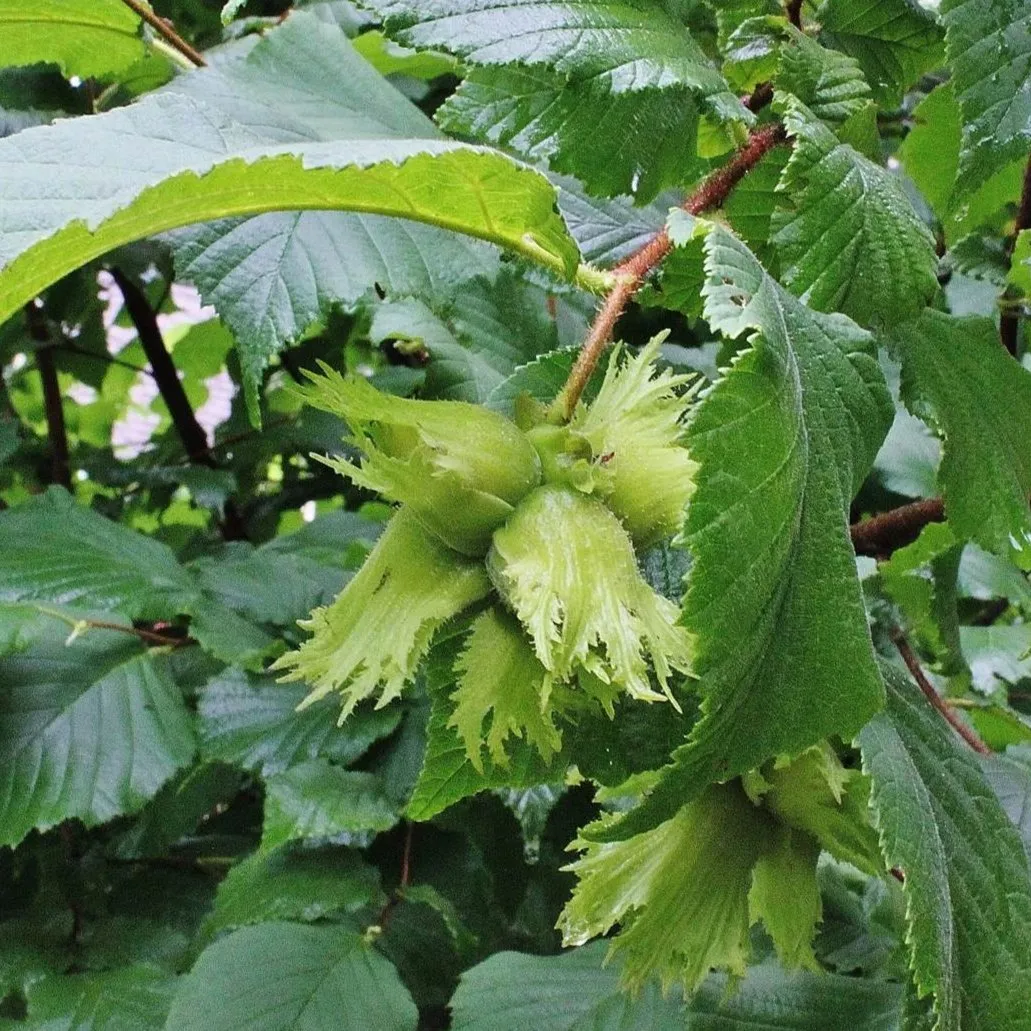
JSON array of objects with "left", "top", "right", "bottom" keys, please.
[{"left": 0, "top": 0, "right": 1030, "bottom": 1028}]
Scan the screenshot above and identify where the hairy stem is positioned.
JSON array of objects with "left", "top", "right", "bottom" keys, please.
[
  {"left": 120, "top": 0, "right": 207, "bottom": 68},
  {"left": 891, "top": 630, "right": 991, "bottom": 755},
  {"left": 1000, "top": 151, "right": 1031, "bottom": 355},
  {"left": 551, "top": 123, "right": 788, "bottom": 421},
  {"left": 110, "top": 268, "right": 249, "bottom": 541},
  {"left": 850, "top": 497, "right": 946, "bottom": 557}
]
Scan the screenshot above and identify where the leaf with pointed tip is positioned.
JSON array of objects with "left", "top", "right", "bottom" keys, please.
[
  {"left": 860, "top": 663, "right": 1031, "bottom": 1031},
  {"left": 596, "top": 226, "right": 891, "bottom": 841}
]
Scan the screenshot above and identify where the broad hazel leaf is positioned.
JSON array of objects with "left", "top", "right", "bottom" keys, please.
[
  {"left": 771, "top": 99, "right": 938, "bottom": 327},
  {"left": 860, "top": 664, "right": 1031, "bottom": 1031},
  {"left": 887, "top": 310, "right": 1031, "bottom": 566},
  {"left": 164, "top": 923, "right": 418, "bottom": 1031},
  {"left": 596, "top": 226, "right": 891, "bottom": 841},
  {"left": 818, "top": 0, "right": 945, "bottom": 105},
  {"left": 0, "top": 0, "right": 147, "bottom": 81},
  {"left": 940, "top": 0, "right": 1031, "bottom": 196},
  {"left": 0, "top": 615, "right": 195, "bottom": 848}
]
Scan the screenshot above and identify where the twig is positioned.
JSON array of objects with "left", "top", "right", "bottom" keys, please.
[
  {"left": 109, "top": 268, "right": 250, "bottom": 541},
  {"left": 376, "top": 821, "right": 414, "bottom": 931},
  {"left": 53, "top": 342, "right": 151, "bottom": 377},
  {"left": 25, "top": 306, "right": 72, "bottom": 490},
  {"left": 850, "top": 497, "right": 946, "bottom": 558},
  {"left": 80, "top": 618, "right": 192, "bottom": 648},
  {"left": 1001, "top": 152, "right": 1031, "bottom": 355},
  {"left": 744, "top": 82, "right": 774, "bottom": 113},
  {"left": 550, "top": 123, "right": 788, "bottom": 421},
  {"left": 785, "top": 0, "right": 803, "bottom": 29},
  {"left": 891, "top": 629, "right": 991, "bottom": 755},
  {"left": 120, "top": 0, "right": 207, "bottom": 68}
]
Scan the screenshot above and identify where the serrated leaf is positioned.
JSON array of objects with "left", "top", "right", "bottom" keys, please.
[
  {"left": 0, "top": 0, "right": 146, "bottom": 81},
  {"left": 0, "top": 488, "right": 199, "bottom": 621},
  {"left": 27, "top": 965, "right": 178, "bottom": 1031},
  {"left": 0, "top": 615, "right": 195, "bottom": 848},
  {"left": 197, "top": 667, "right": 402, "bottom": 777},
  {"left": 0, "top": 90, "right": 579, "bottom": 401},
  {"left": 940, "top": 0, "right": 1031, "bottom": 195},
  {"left": 887, "top": 310, "right": 1031, "bottom": 564},
  {"left": 262, "top": 759, "right": 398, "bottom": 851},
  {"left": 818, "top": 0, "right": 944, "bottom": 104},
  {"left": 365, "top": 0, "right": 748, "bottom": 119},
  {"left": 438, "top": 66, "right": 702, "bottom": 202},
  {"left": 772, "top": 100, "right": 938, "bottom": 327},
  {"left": 860, "top": 663, "right": 1031, "bottom": 1031},
  {"left": 204, "top": 846, "right": 381, "bottom": 937},
  {"left": 599, "top": 226, "right": 890, "bottom": 839},
  {"left": 164, "top": 923, "right": 418, "bottom": 1031}
]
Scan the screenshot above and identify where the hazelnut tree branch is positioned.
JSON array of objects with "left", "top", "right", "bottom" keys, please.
[
  {"left": 120, "top": 0, "right": 207, "bottom": 68},
  {"left": 1000, "top": 151, "right": 1031, "bottom": 355},
  {"left": 850, "top": 497, "right": 946, "bottom": 557},
  {"left": 550, "top": 122, "right": 788, "bottom": 422},
  {"left": 25, "top": 305, "right": 71, "bottom": 490}
]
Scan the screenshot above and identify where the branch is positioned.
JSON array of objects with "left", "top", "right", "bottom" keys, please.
[
  {"left": 785, "top": 0, "right": 803, "bottom": 29},
  {"left": 1000, "top": 151, "right": 1031, "bottom": 355},
  {"left": 850, "top": 497, "right": 945, "bottom": 557},
  {"left": 25, "top": 306, "right": 71, "bottom": 490},
  {"left": 550, "top": 122, "right": 788, "bottom": 421},
  {"left": 120, "top": 0, "right": 207, "bottom": 68},
  {"left": 891, "top": 629, "right": 991, "bottom": 755},
  {"left": 109, "top": 268, "right": 249, "bottom": 541}
]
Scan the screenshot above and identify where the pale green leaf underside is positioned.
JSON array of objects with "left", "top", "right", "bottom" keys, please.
[
  {"left": 860, "top": 664, "right": 1031, "bottom": 1031},
  {"left": 888, "top": 310, "right": 1031, "bottom": 562},
  {"left": 0, "top": 0, "right": 145, "bottom": 80},
  {"left": 599, "top": 226, "right": 891, "bottom": 840},
  {"left": 0, "top": 616, "right": 195, "bottom": 848},
  {"left": 0, "top": 91, "right": 579, "bottom": 332},
  {"left": 940, "top": 0, "right": 1031, "bottom": 194},
  {"left": 164, "top": 923, "right": 418, "bottom": 1031}
]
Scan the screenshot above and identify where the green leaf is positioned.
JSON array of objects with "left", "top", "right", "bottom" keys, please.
[
  {"left": 204, "top": 846, "right": 381, "bottom": 937},
  {"left": 887, "top": 310, "right": 1031, "bottom": 564},
  {"left": 1009, "top": 228, "right": 1031, "bottom": 296},
  {"left": 0, "top": 488, "right": 199, "bottom": 621},
  {"left": 818, "top": 0, "right": 944, "bottom": 104},
  {"left": 0, "top": 93, "right": 579, "bottom": 395},
  {"left": 981, "top": 750, "right": 1031, "bottom": 863},
  {"left": 262, "top": 759, "right": 398, "bottom": 851},
  {"left": 197, "top": 667, "right": 402, "bottom": 777},
  {"left": 0, "top": 615, "right": 195, "bottom": 847},
  {"left": 449, "top": 943, "right": 685, "bottom": 1030},
  {"left": 438, "top": 66, "right": 703, "bottom": 202},
  {"left": 859, "top": 663, "right": 1031, "bottom": 1031},
  {"left": 365, "top": 0, "right": 748, "bottom": 119},
  {"left": 0, "top": 0, "right": 146, "bottom": 81},
  {"left": 27, "top": 965, "right": 178, "bottom": 1031},
  {"left": 940, "top": 0, "right": 1031, "bottom": 195},
  {"left": 960, "top": 624, "right": 1031, "bottom": 695},
  {"left": 772, "top": 100, "right": 938, "bottom": 327},
  {"left": 164, "top": 922, "right": 418, "bottom": 1031},
  {"left": 600, "top": 226, "right": 891, "bottom": 840}
]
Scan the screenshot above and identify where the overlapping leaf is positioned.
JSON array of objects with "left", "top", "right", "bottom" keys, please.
[
  {"left": 940, "top": 0, "right": 1031, "bottom": 194},
  {"left": 887, "top": 310, "right": 1031, "bottom": 564},
  {"left": 0, "top": 615, "right": 195, "bottom": 847},
  {"left": 860, "top": 664, "right": 1031, "bottom": 1030},
  {"left": 597, "top": 226, "right": 891, "bottom": 840},
  {"left": 772, "top": 100, "right": 938, "bottom": 327}
]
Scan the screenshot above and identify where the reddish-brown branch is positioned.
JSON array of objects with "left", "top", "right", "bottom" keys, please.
[
  {"left": 785, "top": 0, "right": 803, "bottom": 29},
  {"left": 552, "top": 123, "right": 788, "bottom": 420},
  {"left": 120, "top": 0, "right": 207, "bottom": 67},
  {"left": 80, "top": 618, "right": 193, "bottom": 648},
  {"left": 850, "top": 497, "right": 945, "bottom": 557},
  {"left": 1001, "top": 152, "right": 1031, "bottom": 355},
  {"left": 25, "top": 306, "right": 72, "bottom": 490},
  {"left": 891, "top": 630, "right": 991, "bottom": 755}
]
